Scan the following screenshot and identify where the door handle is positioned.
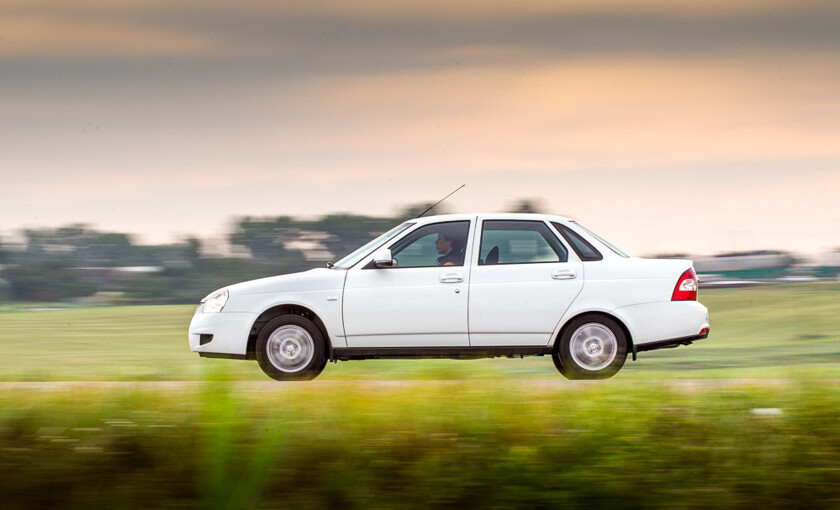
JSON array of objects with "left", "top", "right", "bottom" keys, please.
[
  {"left": 551, "top": 269, "right": 577, "bottom": 280},
  {"left": 439, "top": 272, "right": 464, "bottom": 283}
]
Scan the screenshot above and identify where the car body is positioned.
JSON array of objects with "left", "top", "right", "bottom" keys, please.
[{"left": 188, "top": 213, "right": 710, "bottom": 380}]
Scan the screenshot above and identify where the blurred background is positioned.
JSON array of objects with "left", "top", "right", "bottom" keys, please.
[
  {"left": 0, "top": 197, "right": 838, "bottom": 304},
  {"left": 2, "top": 0, "right": 839, "bottom": 303},
  {"left": 1, "top": 1, "right": 839, "bottom": 508}
]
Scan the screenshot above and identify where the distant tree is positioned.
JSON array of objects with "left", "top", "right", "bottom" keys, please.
[
  {"left": 4, "top": 258, "right": 96, "bottom": 301},
  {"left": 16, "top": 225, "right": 216, "bottom": 268},
  {"left": 229, "top": 216, "right": 302, "bottom": 261},
  {"left": 22, "top": 225, "right": 86, "bottom": 262},
  {"left": 305, "top": 203, "right": 454, "bottom": 261},
  {"left": 307, "top": 214, "right": 394, "bottom": 260},
  {"left": 394, "top": 202, "right": 451, "bottom": 221},
  {"left": 80, "top": 232, "right": 134, "bottom": 266},
  {"left": 184, "top": 237, "right": 201, "bottom": 263},
  {"left": 20, "top": 225, "right": 132, "bottom": 266},
  {"left": 506, "top": 198, "right": 547, "bottom": 214},
  {"left": 0, "top": 236, "right": 7, "bottom": 300}
]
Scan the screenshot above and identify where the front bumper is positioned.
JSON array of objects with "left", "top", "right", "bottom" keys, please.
[{"left": 188, "top": 310, "right": 257, "bottom": 356}]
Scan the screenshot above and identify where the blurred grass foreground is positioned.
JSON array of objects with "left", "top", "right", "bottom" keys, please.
[
  {"left": 1, "top": 382, "right": 839, "bottom": 509},
  {"left": 0, "top": 284, "right": 839, "bottom": 508}
]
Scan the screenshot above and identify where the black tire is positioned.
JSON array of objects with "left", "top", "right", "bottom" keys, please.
[
  {"left": 553, "top": 314, "right": 627, "bottom": 380},
  {"left": 255, "top": 315, "right": 327, "bottom": 381}
]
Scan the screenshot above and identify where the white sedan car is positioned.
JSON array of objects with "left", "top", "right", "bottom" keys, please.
[{"left": 189, "top": 213, "right": 709, "bottom": 380}]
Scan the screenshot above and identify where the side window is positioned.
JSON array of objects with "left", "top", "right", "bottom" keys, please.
[
  {"left": 552, "top": 222, "right": 603, "bottom": 261},
  {"left": 388, "top": 221, "right": 470, "bottom": 268},
  {"left": 479, "top": 221, "right": 568, "bottom": 265}
]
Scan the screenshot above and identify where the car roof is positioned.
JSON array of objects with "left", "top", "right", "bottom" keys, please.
[{"left": 408, "top": 213, "right": 574, "bottom": 225}]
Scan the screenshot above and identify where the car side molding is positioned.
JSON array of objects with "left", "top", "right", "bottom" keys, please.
[{"left": 331, "top": 345, "right": 553, "bottom": 361}]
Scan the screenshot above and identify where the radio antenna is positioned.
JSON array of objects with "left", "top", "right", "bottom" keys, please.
[{"left": 417, "top": 184, "right": 466, "bottom": 218}]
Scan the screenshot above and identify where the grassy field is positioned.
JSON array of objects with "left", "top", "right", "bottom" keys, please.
[
  {"left": 0, "top": 284, "right": 838, "bottom": 381},
  {"left": 1, "top": 285, "right": 839, "bottom": 508}
]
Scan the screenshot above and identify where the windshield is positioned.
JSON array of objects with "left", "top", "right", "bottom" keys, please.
[
  {"left": 571, "top": 222, "right": 630, "bottom": 258},
  {"left": 331, "top": 222, "right": 414, "bottom": 269}
]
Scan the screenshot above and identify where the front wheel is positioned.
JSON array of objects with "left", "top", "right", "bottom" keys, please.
[
  {"left": 256, "top": 315, "right": 327, "bottom": 381},
  {"left": 553, "top": 315, "right": 627, "bottom": 380}
]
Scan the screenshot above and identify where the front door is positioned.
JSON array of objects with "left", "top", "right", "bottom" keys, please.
[{"left": 342, "top": 220, "right": 474, "bottom": 347}]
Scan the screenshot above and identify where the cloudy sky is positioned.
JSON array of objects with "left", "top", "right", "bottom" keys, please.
[{"left": 2, "top": 0, "right": 839, "bottom": 255}]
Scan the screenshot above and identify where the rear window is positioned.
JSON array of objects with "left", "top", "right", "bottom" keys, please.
[{"left": 551, "top": 222, "right": 603, "bottom": 261}]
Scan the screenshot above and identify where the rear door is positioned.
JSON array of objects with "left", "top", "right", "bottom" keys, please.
[{"left": 468, "top": 219, "right": 583, "bottom": 346}]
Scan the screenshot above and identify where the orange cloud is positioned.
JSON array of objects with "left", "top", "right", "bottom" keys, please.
[{"left": 0, "top": 15, "right": 216, "bottom": 58}]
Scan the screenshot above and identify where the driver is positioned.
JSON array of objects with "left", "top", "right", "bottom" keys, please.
[{"left": 435, "top": 229, "right": 463, "bottom": 266}]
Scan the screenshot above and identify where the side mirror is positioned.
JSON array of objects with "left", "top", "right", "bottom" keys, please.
[{"left": 372, "top": 248, "right": 394, "bottom": 268}]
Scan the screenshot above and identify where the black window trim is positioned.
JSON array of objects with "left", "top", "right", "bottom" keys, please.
[
  {"left": 362, "top": 220, "right": 472, "bottom": 270},
  {"left": 551, "top": 222, "right": 603, "bottom": 262},
  {"left": 477, "top": 219, "right": 570, "bottom": 266}
]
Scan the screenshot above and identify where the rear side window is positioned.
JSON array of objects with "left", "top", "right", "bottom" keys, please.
[
  {"left": 551, "top": 222, "right": 603, "bottom": 261},
  {"left": 480, "top": 221, "right": 568, "bottom": 265}
]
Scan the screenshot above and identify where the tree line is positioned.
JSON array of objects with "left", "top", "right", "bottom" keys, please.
[{"left": 0, "top": 200, "right": 546, "bottom": 303}]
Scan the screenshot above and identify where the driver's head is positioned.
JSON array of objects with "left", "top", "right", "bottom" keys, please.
[
  {"left": 435, "top": 233, "right": 453, "bottom": 255},
  {"left": 435, "top": 225, "right": 462, "bottom": 255}
]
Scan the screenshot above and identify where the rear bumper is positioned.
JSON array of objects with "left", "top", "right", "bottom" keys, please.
[
  {"left": 633, "top": 328, "right": 709, "bottom": 358},
  {"left": 613, "top": 301, "right": 709, "bottom": 344}
]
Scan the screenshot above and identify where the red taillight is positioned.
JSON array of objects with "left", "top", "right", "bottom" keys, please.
[{"left": 672, "top": 268, "right": 698, "bottom": 301}]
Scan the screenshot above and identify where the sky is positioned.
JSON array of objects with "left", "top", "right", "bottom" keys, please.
[{"left": 2, "top": 0, "right": 839, "bottom": 256}]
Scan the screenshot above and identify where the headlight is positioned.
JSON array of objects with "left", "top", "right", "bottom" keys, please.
[{"left": 201, "top": 289, "right": 229, "bottom": 313}]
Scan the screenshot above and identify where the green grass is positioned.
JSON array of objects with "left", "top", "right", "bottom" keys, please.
[
  {"left": 0, "top": 284, "right": 838, "bottom": 381},
  {"left": 1, "top": 381, "right": 839, "bottom": 509},
  {"left": 1, "top": 285, "right": 839, "bottom": 508}
]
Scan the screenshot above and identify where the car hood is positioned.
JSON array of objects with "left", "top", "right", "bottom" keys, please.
[{"left": 226, "top": 268, "right": 345, "bottom": 296}]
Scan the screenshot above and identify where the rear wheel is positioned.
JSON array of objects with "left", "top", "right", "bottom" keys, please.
[
  {"left": 553, "top": 315, "right": 627, "bottom": 380},
  {"left": 256, "top": 315, "right": 326, "bottom": 381}
]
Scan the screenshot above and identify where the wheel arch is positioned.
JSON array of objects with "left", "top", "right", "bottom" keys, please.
[
  {"left": 247, "top": 304, "right": 333, "bottom": 360},
  {"left": 553, "top": 311, "right": 635, "bottom": 360}
]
